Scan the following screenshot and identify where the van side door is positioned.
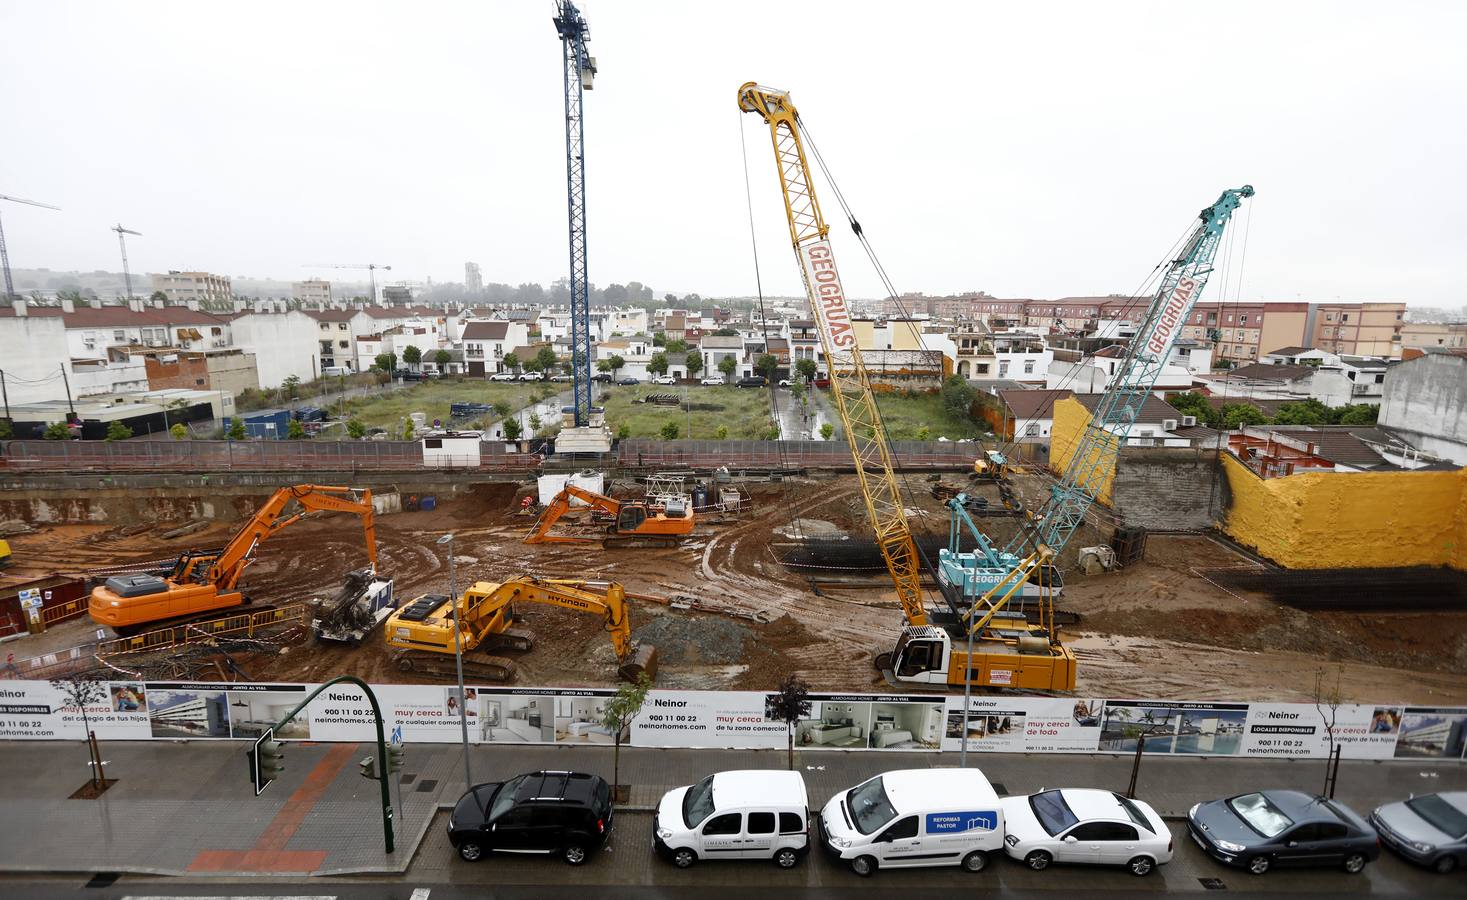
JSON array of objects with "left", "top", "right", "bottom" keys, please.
[
  {"left": 700, "top": 812, "right": 744, "bottom": 858},
  {"left": 872, "top": 815, "right": 922, "bottom": 866},
  {"left": 741, "top": 811, "right": 777, "bottom": 859}
]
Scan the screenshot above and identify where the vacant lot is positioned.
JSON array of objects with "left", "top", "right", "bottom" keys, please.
[
  {"left": 873, "top": 390, "right": 988, "bottom": 440},
  {"left": 338, "top": 380, "right": 545, "bottom": 432},
  {"left": 600, "top": 383, "right": 777, "bottom": 439}
]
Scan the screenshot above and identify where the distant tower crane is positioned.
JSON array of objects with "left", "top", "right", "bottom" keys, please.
[
  {"left": 111, "top": 224, "right": 142, "bottom": 299},
  {"left": 0, "top": 193, "right": 62, "bottom": 300},
  {"left": 303, "top": 263, "right": 392, "bottom": 305},
  {"left": 553, "top": 0, "right": 596, "bottom": 426}
]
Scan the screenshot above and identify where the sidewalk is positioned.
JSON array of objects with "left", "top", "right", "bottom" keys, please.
[{"left": 0, "top": 739, "right": 1462, "bottom": 878}]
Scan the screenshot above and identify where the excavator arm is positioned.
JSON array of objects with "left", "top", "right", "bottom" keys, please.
[
  {"left": 525, "top": 484, "right": 621, "bottom": 544},
  {"left": 210, "top": 485, "right": 376, "bottom": 589}
]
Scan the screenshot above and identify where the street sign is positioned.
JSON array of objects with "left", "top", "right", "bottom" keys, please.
[{"left": 251, "top": 726, "right": 284, "bottom": 796}]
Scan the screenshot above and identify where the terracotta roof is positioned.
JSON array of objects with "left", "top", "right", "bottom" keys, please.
[
  {"left": 999, "top": 388, "right": 1071, "bottom": 420},
  {"left": 461, "top": 321, "right": 509, "bottom": 340},
  {"left": 1253, "top": 425, "right": 1400, "bottom": 468},
  {"left": 0, "top": 305, "right": 230, "bottom": 327},
  {"left": 304, "top": 309, "right": 359, "bottom": 322},
  {"left": 1229, "top": 363, "right": 1315, "bottom": 381},
  {"left": 362, "top": 307, "right": 407, "bottom": 319},
  {"left": 1263, "top": 346, "right": 1315, "bottom": 357},
  {"left": 1090, "top": 344, "right": 1127, "bottom": 359},
  {"left": 1072, "top": 393, "right": 1185, "bottom": 425}
]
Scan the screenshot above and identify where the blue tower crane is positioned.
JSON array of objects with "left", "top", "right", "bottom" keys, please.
[{"left": 553, "top": 1, "right": 597, "bottom": 427}]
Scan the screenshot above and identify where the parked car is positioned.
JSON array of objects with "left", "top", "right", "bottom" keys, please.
[
  {"left": 655, "top": 770, "right": 810, "bottom": 869},
  {"left": 550, "top": 374, "right": 575, "bottom": 382},
  {"left": 294, "top": 406, "right": 326, "bottom": 423},
  {"left": 519, "top": 371, "right": 545, "bottom": 382},
  {"left": 777, "top": 378, "right": 793, "bottom": 387},
  {"left": 812, "top": 377, "right": 831, "bottom": 389},
  {"left": 1001, "top": 788, "right": 1172, "bottom": 876},
  {"left": 448, "top": 771, "right": 613, "bottom": 865},
  {"left": 591, "top": 373, "right": 613, "bottom": 383},
  {"left": 490, "top": 372, "right": 519, "bottom": 382},
  {"left": 652, "top": 375, "right": 677, "bottom": 385},
  {"left": 700, "top": 376, "right": 726, "bottom": 386},
  {"left": 1187, "top": 790, "right": 1379, "bottom": 875},
  {"left": 820, "top": 768, "right": 1003, "bottom": 876},
  {"left": 394, "top": 368, "right": 421, "bottom": 382},
  {"left": 618, "top": 377, "right": 640, "bottom": 385},
  {"left": 1371, "top": 791, "right": 1467, "bottom": 873},
  {"left": 736, "top": 376, "right": 767, "bottom": 389}
]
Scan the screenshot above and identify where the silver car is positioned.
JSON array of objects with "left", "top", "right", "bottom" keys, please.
[{"left": 1370, "top": 791, "right": 1467, "bottom": 874}]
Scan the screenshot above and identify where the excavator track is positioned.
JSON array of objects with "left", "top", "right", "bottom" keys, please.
[
  {"left": 484, "top": 628, "right": 536, "bottom": 652},
  {"left": 393, "top": 650, "right": 519, "bottom": 683}
]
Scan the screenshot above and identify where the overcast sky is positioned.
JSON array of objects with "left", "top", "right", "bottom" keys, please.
[{"left": 2, "top": 1, "right": 1464, "bottom": 305}]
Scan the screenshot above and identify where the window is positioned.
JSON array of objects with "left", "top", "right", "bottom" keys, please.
[
  {"left": 113, "top": 330, "right": 125, "bottom": 341},
  {"left": 1226, "top": 314, "right": 1233, "bottom": 323},
  {"left": 1229, "top": 793, "right": 1293, "bottom": 838},
  {"left": 1026, "top": 422, "right": 1039, "bottom": 436},
  {"left": 778, "top": 812, "right": 804, "bottom": 834},
  {"left": 1240, "top": 314, "right": 1249, "bottom": 324},
  {"left": 747, "top": 812, "right": 776, "bottom": 835},
  {"left": 1317, "top": 823, "right": 1348, "bottom": 840},
  {"left": 195, "top": 378, "right": 204, "bottom": 386},
  {"left": 879, "top": 816, "right": 919, "bottom": 842},
  {"left": 702, "top": 813, "right": 741, "bottom": 836},
  {"left": 211, "top": 327, "right": 222, "bottom": 336},
  {"left": 339, "top": 340, "right": 349, "bottom": 349},
  {"left": 1342, "top": 314, "right": 1350, "bottom": 322},
  {"left": 1115, "top": 795, "right": 1154, "bottom": 833},
  {"left": 1030, "top": 791, "right": 1078, "bottom": 836},
  {"left": 1023, "top": 360, "right": 1034, "bottom": 374},
  {"left": 1285, "top": 824, "right": 1320, "bottom": 843},
  {"left": 338, "top": 322, "right": 347, "bottom": 330}
]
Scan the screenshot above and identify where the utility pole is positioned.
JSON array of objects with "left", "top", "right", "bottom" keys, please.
[
  {"left": 0, "top": 193, "right": 62, "bottom": 300},
  {"left": 0, "top": 368, "right": 10, "bottom": 423},
  {"left": 59, "top": 363, "right": 74, "bottom": 417},
  {"left": 111, "top": 224, "right": 143, "bottom": 299}
]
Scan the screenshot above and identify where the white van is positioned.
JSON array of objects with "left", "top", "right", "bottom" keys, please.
[
  {"left": 321, "top": 365, "right": 350, "bottom": 377},
  {"left": 819, "top": 768, "right": 1003, "bottom": 876},
  {"left": 654, "top": 770, "right": 810, "bottom": 869}
]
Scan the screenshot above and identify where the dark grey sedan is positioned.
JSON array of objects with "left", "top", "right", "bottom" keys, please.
[
  {"left": 1371, "top": 791, "right": 1467, "bottom": 874},
  {"left": 1187, "top": 790, "right": 1379, "bottom": 875}
]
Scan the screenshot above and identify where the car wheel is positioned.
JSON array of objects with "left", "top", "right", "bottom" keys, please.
[
  {"left": 1342, "top": 852, "right": 1368, "bottom": 874},
  {"left": 1433, "top": 855, "right": 1458, "bottom": 874},
  {"left": 962, "top": 850, "right": 989, "bottom": 872},
  {"left": 851, "top": 855, "right": 878, "bottom": 877},
  {"left": 456, "top": 840, "right": 483, "bottom": 862},
  {"left": 562, "top": 842, "right": 588, "bottom": 866},
  {"left": 1127, "top": 855, "right": 1155, "bottom": 877},
  {"left": 672, "top": 848, "right": 696, "bottom": 868},
  {"left": 1247, "top": 855, "right": 1271, "bottom": 875},
  {"left": 1025, "top": 850, "right": 1052, "bottom": 871},
  {"left": 775, "top": 848, "right": 800, "bottom": 869}
]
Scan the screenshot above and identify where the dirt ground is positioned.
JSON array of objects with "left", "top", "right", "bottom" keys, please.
[{"left": 6, "top": 474, "right": 1464, "bottom": 705}]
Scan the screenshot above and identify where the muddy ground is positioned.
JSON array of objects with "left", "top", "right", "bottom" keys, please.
[{"left": 6, "top": 473, "right": 1464, "bottom": 705}]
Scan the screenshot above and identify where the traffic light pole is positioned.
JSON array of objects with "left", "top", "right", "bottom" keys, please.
[{"left": 270, "top": 675, "right": 395, "bottom": 854}]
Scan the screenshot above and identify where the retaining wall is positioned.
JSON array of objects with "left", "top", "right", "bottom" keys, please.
[{"left": 1110, "top": 447, "right": 1221, "bottom": 530}]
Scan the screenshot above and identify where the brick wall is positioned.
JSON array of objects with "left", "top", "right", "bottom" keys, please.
[{"left": 1111, "top": 447, "right": 1222, "bottom": 530}]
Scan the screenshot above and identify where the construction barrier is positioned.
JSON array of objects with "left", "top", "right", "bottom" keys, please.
[
  {"left": 39, "top": 597, "right": 88, "bottom": 627},
  {"left": 0, "top": 678, "right": 1461, "bottom": 762}
]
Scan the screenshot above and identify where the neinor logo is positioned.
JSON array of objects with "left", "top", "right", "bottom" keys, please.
[
  {"left": 1146, "top": 276, "right": 1198, "bottom": 355},
  {"left": 801, "top": 241, "right": 857, "bottom": 350}
]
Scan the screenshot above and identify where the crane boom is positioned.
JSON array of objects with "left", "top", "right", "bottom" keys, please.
[
  {"left": 739, "top": 83, "right": 928, "bottom": 627},
  {"left": 1009, "top": 186, "right": 1254, "bottom": 560}
]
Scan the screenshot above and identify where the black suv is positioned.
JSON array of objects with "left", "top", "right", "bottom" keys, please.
[
  {"left": 736, "top": 376, "right": 768, "bottom": 388},
  {"left": 448, "top": 770, "right": 613, "bottom": 865}
]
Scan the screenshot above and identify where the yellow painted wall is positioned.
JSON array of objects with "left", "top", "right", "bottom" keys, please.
[
  {"left": 852, "top": 319, "right": 877, "bottom": 351},
  {"left": 1049, "top": 396, "right": 1118, "bottom": 506},
  {"left": 1220, "top": 454, "right": 1467, "bottom": 571},
  {"left": 890, "top": 320, "right": 926, "bottom": 351}
]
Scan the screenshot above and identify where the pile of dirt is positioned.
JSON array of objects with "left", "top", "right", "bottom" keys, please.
[{"left": 635, "top": 615, "right": 752, "bottom": 665}]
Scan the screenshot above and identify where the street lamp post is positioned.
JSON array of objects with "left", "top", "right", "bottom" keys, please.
[{"left": 437, "top": 533, "right": 472, "bottom": 790}]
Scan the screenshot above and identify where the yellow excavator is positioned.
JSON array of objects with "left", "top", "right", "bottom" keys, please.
[{"left": 385, "top": 576, "right": 657, "bottom": 683}]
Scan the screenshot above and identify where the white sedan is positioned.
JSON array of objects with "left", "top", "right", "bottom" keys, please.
[
  {"left": 699, "top": 376, "right": 725, "bottom": 386},
  {"left": 652, "top": 375, "right": 677, "bottom": 385},
  {"left": 1001, "top": 789, "right": 1172, "bottom": 877},
  {"left": 489, "top": 372, "right": 518, "bottom": 382}
]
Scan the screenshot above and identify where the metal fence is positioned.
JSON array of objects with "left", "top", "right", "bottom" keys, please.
[{"left": 616, "top": 439, "right": 977, "bottom": 470}]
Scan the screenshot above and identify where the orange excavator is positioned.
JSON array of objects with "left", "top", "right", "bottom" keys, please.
[
  {"left": 89, "top": 484, "right": 377, "bottom": 634},
  {"left": 524, "top": 483, "right": 694, "bottom": 548}
]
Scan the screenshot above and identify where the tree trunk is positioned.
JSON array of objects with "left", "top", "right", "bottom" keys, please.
[
  {"left": 613, "top": 731, "right": 621, "bottom": 801},
  {"left": 787, "top": 726, "right": 794, "bottom": 770}
]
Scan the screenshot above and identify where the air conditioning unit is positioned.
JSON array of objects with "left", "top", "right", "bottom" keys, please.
[
  {"left": 1162, "top": 418, "right": 1179, "bottom": 431},
  {"left": 1181, "top": 415, "right": 1197, "bottom": 427}
]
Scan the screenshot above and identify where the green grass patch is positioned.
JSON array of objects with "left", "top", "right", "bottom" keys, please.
[
  {"left": 339, "top": 380, "right": 545, "bottom": 432},
  {"left": 599, "top": 384, "right": 778, "bottom": 439},
  {"left": 873, "top": 390, "right": 987, "bottom": 440}
]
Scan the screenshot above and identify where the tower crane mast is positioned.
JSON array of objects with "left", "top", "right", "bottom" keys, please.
[
  {"left": 0, "top": 193, "right": 62, "bottom": 300},
  {"left": 554, "top": 1, "right": 597, "bottom": 426}
]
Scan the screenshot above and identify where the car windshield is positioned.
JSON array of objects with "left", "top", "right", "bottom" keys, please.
[
  {"left": 1115, "top": 794, "right": 1154, "bottom": 834},
  {"left": 846, "top": 776, "right": 898, "bottom": 835},
  {"left": 1228, "top": 792, "right": 1293, "bottom": 838},
  {"left": 488, "top": 775, "right": 526, "bottom": 822},
  {"left": 1029, "top": 790, "right": 1078, "bottom": 836},
  {"left": 1406, "top": 795, "right": 1467, "bottom": 840},
  {"left": 682, "top": 775, "right": 716, "bottom": 829}
]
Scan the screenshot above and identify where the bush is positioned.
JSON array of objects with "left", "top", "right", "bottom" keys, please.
[
  {"left": 287, "top": 418, "right": 306, "bottom": 440},
  {"left": 715, "top": 425, "right": 729, "bottom": 440},
  {"left": 227, "top": 418, "right": 246, "bottom": 440},
  {"left": 915, "top": 426, "right": 931, "bottom": 441},
  {"left": 820, "top": 422, "right": 834, "bottom": 440},
  {"left": 617, "top": 423, "right": 631, "bottom": 440},
  {"left": 169, "top": 423, "right": 188, "bottom": 440},
  {"left": 659, "top": 422, "right": 680, "bottom": 441},
  {"left": 44, "top": 422, "right": 72, "bottom": 440},
  {"left": 347, "top": 419, "right": 366, "bottom": 439},
  {"left": 502, "top": 418, "right": 522, "bottom": 441},
  {"left": 104, "top": 421, "right": 133, "bottom": 442},
  {"left": 940, "top": 374, "right": 976, "bottom": 420}
]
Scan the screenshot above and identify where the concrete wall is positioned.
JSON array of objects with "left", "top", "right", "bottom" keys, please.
[
  {"left": 1379, "top": 354, "right": 1467, "bottom": 464},
  {"left": 230, "top": 310, "right": 321, "bottom": 388},
  {"left": 1111, "top": 448, "right": 1220, "bottom": 530},
  {"left": 1219, "top": 453, "right": 1467, "bottom": 571},
  {"left": 0, "top": 316, "right": 72, "bottom": 405}
]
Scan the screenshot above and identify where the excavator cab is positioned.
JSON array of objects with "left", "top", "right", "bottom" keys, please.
[
  {"left": 616, "top": 505, "right": 647, "bottom": 534},
  {"left": 889, "top": 626, "right": 950, "bottom": 684}
]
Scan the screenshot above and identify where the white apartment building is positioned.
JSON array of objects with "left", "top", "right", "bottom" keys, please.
[{"left": 150, "top": 271, "right": 233, "bottom": 306}]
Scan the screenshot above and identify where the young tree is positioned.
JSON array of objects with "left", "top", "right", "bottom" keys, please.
[
  {"left": 347, "top": 419, "right": 367, "bottom": 439},
  {"left": 503, "top": 352, "right": 522, "bottom": 373},
  {"left": 401, "top": 345, "right": 422, "bottom": 369},
  {"left": 1221, "top": 403, "right": 1269, "bottom": 429},
  {"left": 1313, "top": 666, "right": 1344, "bottom": 795},
  {"left": 761, "top": 425, "right": 780, "bottom": 441},
  {"left": 820, "top": 422, "right": 835, "bottom": 441},
  {"left": 795, "top": 358, "right": 818, "bottom": 382},
  {"left": 596, "top": 359, "right": 612, "bottom": 374},
  {"left": 535, "top": 346, "right": 559, "bottom": 373},
  {"left": 50, "top": 675, "right": 109, "bottom": 789},
  {"left": 169, "top": 423, "right": 188, "bottom": 440},
  {"left": 665, "top": 338, "right": 689, "bottom": 354},
  {"left": 647, "top": 352, "right": 669, "bottom": 377},
  {"left": 529, "top": 412, "right": 543, "bottom": 435},
  {"left": 718, "top": 355, "right": 737, "bottom": 382},
  {"left": 281, "top": 374, "right": 301, "bottom": 401},
  {"left": 608, "top": 355, "right": 626, "bottom": 378},
  {"left": 0, "top": 419, "right": 13, "bottom": 440},
  {"left": 715, "top": 425, "right": 729, "bottom": 440},
  {"left": 686, "top": 353, "right": 704, "bottom": 377},
  {"left": 524, "top": 357, "right": 544, "bottom": 375},
  {"left": 287, "top": 418, "right": 306, "bottom": 440},
  {"left": 755, "top": 353, "right": 779, "bottom": 380},
  {"left": 916, "top": 425, "right": 931, "bottom": 441},
  {"left": 941, "top": 374, "right": 976, "bottom": 420},
  {"left": 600, "top": 673, "right": 652, "bottom": 801},
  {"left": 502, "top": 417, "right": 522, "bottom": 441},
  {"left": 43, "top": 422, "right": 72, "bottom": 440},
  {"left": 493, "top": 401, "right": 512, "bottom": 419},
  {"left": 227, "top": 418, "right": 246, "bottom": 440},
  {"left": 374, "top": 352, "right": 398, "bottom": 373},
  {"left": 652, "top": 332, "right": 666, "bottom": 347},
  {"left": 403, "top": 419, "right": 416, "bottom": 441},
  {"left": 765, "top": 675, "right": 812, "bottom": 770},
  {"left": 104, "top": 421, "right": 133, "bottom": 442},
  {"left": 616, "top": 423, "right": 631, "bottom": 440},
  {"left": 434, "top": 349, "right": 452, "bottom": 370},
  {"left": 149, "top": 290, "right": 169, "bottom": 304},
  {"left": 660, "top": 421, "right": 680, "bottom": 440}
]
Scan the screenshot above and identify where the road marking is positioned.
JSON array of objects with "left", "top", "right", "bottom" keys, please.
[
  {"left": 123, "top": 896, "right": 337, "bottom": 900},
  {"left": 411, "top": 890, "right": 432, "bottom": 900}
]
